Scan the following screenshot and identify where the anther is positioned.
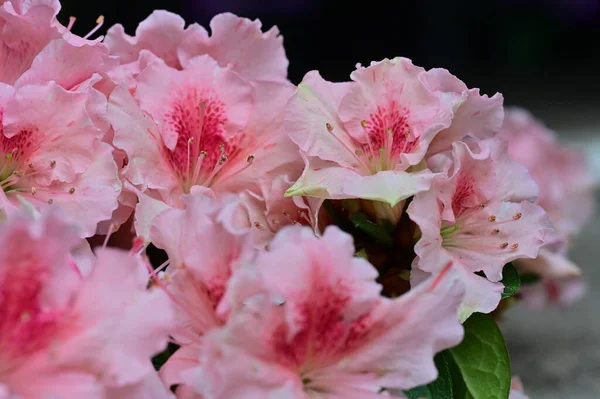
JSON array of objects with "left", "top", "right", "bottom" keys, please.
[
  {"left": 188, "top": 137, "right": 195, "bottom": 144},
  {"left": 355, "top": 149, "right": 363, "bottom": 156},
  {"left": 30, "top": 187, "right": 37, "bottom": 195},
  {"left": 360, "top": 120, "right": 368, "bottom": 128},
  {"left": 491, "top": 229, "right": 500, "bottom": 235},
  {"left": 488, "top": 215, "right": 496, "bottom": 222},
  {"left": 511, "top": 243, "right": 519, "bottom": 250},
  {"left": 253, "top": 221, "right": 263, "bottom": 229},
  {"left": 500, "top": 242, "right": 509, "bottom": 249},
  {"left": 326, "top": 123, "right": 334, "bottom": 132},
  {"left": 479, "top": 204, "right": 485, "bottom": 209},
  {"left": 50, "top": 160, "right": 56, "bottom": 168},
  {"left": 69, "top": 188, "right": 75, "bottom": 194},
  {"left": 218, "top": 154, "right": 228, "bottom": 165},
  {"left": 47, "top": 198, "right": 54, "bottom": 204},
  {"left": 513, "top": 213, "right": 522, "bottom": 220},
  {"left": 247, "top": 155, "right": 255, "bottom": 163},
  {"left": 28, "top": 163, "right": 34, "bottom": 169},
  {"left": 219, "top": 144, "right": 225, "bottom": 152}
]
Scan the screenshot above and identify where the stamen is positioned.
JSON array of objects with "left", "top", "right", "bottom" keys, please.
[
  {"left": 361, "top": 120, "right": 368, "bottom": 128},
  {"left": 30, "top": 187, "right": 36, "bottom": 195},
  {"left": 326, "top": 123, "right": 334, "bottom": 132},
  {"left": 247, "top": 155, "right": 255, "bottom": 163},
  {"left": 28, "top": 163, "right": 34, "bottom": 169},
  {"left": 102, "top": 223, "right": 117, "bottom": 249},
  {"left": 491, "top": 229, "right": 500, "bottom": 235},
  {"left": 67, "top": 16, "right": 76, "bottom": 31},
  {"left": 479, "top": 204, "right": 485, "bottom": 209},
  {"left": 47, "top": 198, "right": 53, "bottom": 204},
  {"left": 186, "top": 137, "right": 194, "bottom": 180},
  {"left": 511, "top": 243, "right": 519, "bottom": 250},
  {"left": 190, "top": 151, "right": 207, "bottom": 187},
  {"left": 83, "top": 15, "right": 104, "bottom": 40},
  {"left": 513, "top": 213, "right": 522, "bottom": 220},
  {"left": 69, "top": 187, "right": 75, "bottom": 194},
  {"left": 500, "top": 242, "right": 509, "bottom": 249},
  {"left": 253, "top": 221, "right": 263, "bottom": 229},
  {"left": 488, "top": 215, "right": 497, "bottom": 222},
  {"left": 50, "top": 160, "right": 56, "bottom": 168}
]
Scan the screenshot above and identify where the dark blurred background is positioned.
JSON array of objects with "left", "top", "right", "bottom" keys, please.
[
  {"left": 61, "top": 0, "right": 600, "bottom": 131},
  {"left": 62, "top": 1, "right": 600, "bottom": 398}
]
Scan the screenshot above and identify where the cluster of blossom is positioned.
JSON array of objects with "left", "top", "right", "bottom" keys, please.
[{"left": 0, "top": 0, "right": 595, "bottom": 397}]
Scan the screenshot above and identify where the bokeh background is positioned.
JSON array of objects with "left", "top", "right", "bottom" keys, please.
[{"left": 61, "top": 1, "right": 600, "bottom": 397}]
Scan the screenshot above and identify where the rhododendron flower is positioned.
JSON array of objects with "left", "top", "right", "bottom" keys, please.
[
  {"left": 149, "top": 190, "right": 255, "bottom": 392},
  {"left": 106, "top": 11, "right": 288, "bottom": 82},
  {"left": 500, "top": 107, "right": 596, "bottom": 238},
  {"left": 509, "top": 376, "right": 529, "bottom": 399},
  {"left": 0, "top": 82, "right": 120, "bottom": 237},
  {"left": 183, "top": 226, "right": 465, "bottom": 398},
  {"left": 284, "top": 58, "right": 464, "bottom": 222},
  {"left": 408, "top": 140, "right": 553, "bottom": 318},
  {"left": 0, "top": 206, "right": 174, "bottom": 398},
  {"left": 108, "top": 56, "right": 300, "bottom": 235},
  {"left": 519, "top": 276, "right": 585, "bottom": 309},
  {"left": 420, "top": 68, "right": 504, "bottom": 156},
  {"left": 240, "top": 174, "right": 318, "bottom": 247}
]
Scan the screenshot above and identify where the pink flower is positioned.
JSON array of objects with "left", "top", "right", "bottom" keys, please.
[
  {"left": 509, "top": 376, "right": 529, "bottom": 399},
  {"left": 0, "top": 206, "right": 174, "bottom": 398},
  {"left": 284, "top": 58, "right": 463, "bottom": 219},
  {"left": 105, "top": 10, "right": 205, "bottom": 70},
  {"left": 0, "top": 82, "right": 120, "bottom": 237},
  {"left": 240, "top": 174, "right": 318, "bottom": 248},
  {"left": 500, "top": 107, "right": 596, "bottom": 238},
  {"left": 107, "top": 55, "right": 299, "bottom": 235},
  {"left": 407, "top": 139, "right": 553, "bottom": 318},
  {"left": 105, "top": 11, "right": 288, "bottom": 82},
  {"left": 1, "top": 0, "right": 114, "bottom": 86},
  {"left": 0, "top": 0, "right": 61, "bottom": 84},
  {"left": 420, "top": 68, "right": 504, "bottom": 156},
  {"left": 149, "top": 190, "right": 255, "bottom": 391},
  {"left": 182, "top": 226, "right": 464, "bottom": 398},
  {"left": 519, "top": 276, "right": 585, "bottom": 309}
]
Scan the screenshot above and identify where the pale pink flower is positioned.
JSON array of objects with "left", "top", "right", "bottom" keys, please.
[
  {"left": 0, "top": 206, "right": 174, "bottom": 398},
  {"left": 0, "top": 82, "right": 120, "bottom": 237},
  {"left": 420, "top": 68, "right": 504, "bottom": 156},
  {"left": 509, "top": 376, "right": 529, "bottom": 399},
  {"left": 1, "top": 0, "right": 114, "bottom": 86},
  {"left": 0, "top": 0, "right": 61, "bottom": 84},
  {"left": 240, "top": 174, "right": 318, "bottom": 248},
  {"left": 519, "top": 276, "right": 585, "bottom": 309},
  {"left": 105, "top": 10, "right": 204, "bottom": 70},
  {"left": 408, "top": 139, "right": 553, "bottom": 318},
  {"left": 284, "top": 58, "right": 463, "bottom": 219},
  {"left": 183, "top": 226, "right": 464, "bottom": 398},
  {"left": 107, "top": 57, "right": 299, "bottom": 236},
  {"left": 149, "top": 190, "right": 255, "bottom": 392},
  {"left": 105, "top": 11, "right": 288, "bottom": 82},
  {"left": 500, "top": 107, "right": 596, "bottom": 238},
  {"left": 177, "top": 12, "right": 288, "bottom": 82}
]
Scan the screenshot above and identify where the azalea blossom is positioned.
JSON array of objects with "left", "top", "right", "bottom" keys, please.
[
  {"left": 107, "top": 54, "right": 300, "bottom": 238},
  {"left": 149, "top": 189, "right": 255, "bottom": 392},
  {"left": 500, "top": 107, "right": 596, "bottom": 238},
  {"left": 106, "top": 11, "right": 288, "bottom": 82},
  {"left": 500, "top": 107, "right": 596, "bottom": 306},
  {"left": 408, "top": 139, "right": 553, "bottom": 318},
  {"left": 0, "top": 206, "right": 174, "bottom": 398},
  {"left": 183, "top": 226, "right": 465, "bottom": 398},
  {"left": 0, "top": 82, "right": 120, "bottom": 237},
  {"left": 509, "top": 376, "right": 529, "bottom": 399},
  {"left": 283, "top": 58, "right": 465, "bottom": 223}
]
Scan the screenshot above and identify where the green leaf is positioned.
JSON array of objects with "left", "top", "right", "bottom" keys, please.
[
  {"left": 350, "top": 212, "right": 393, "bottom": 249},
  {"left": 152, "top": 342, "right": 179, "bottom": 370},
  {"left": 500, "top": 263, "right": 520, "bottom": 299},
  {"left": 449, "top": 313, "right": 511, "bottom": 399}
]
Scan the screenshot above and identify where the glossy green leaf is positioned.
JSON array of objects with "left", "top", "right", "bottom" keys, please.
[
  {"left": 403, "top": 351, "right": 459, "bottom": 399},
  {"left": 501, "top": 263, "right": 520, "bottom": 299},
  {"left": 449, "top": 313, "right": 511, "bottom": 399}
]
